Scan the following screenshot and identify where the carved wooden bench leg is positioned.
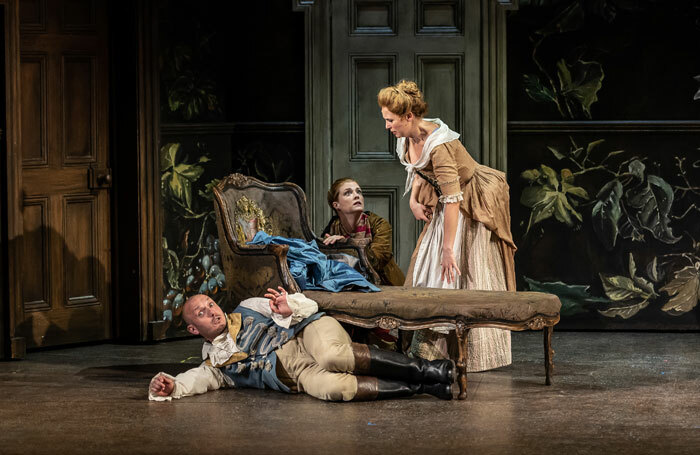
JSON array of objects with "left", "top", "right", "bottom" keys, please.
[
  {"left": 455, "top": 325, "right": 469, "bottom": 400},
  {"left": 544, "top": 325, "right": 554, "bottom": 385}
]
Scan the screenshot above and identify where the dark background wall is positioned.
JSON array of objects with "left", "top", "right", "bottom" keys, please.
[
  {"left": 156, "top": 1, "right": 305, "bottom": 336},
  {"left": 506, "top": 0, "right": 700, "bottom": 330}
]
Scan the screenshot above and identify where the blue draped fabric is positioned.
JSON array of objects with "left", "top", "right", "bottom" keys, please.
[{"left": 249, "top": 231, "right": 380, "bottom": 293}]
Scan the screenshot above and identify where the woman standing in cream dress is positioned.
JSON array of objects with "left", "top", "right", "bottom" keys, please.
[{"left": 377, "top": 80, "right": 517, "bottom": 372}]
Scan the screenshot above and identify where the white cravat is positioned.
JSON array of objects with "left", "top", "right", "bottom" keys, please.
[{"left": 201, "top": 331, "right": 240, "bottom": 367}]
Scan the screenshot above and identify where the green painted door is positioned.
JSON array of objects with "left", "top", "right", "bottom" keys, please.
[{"left": 330, "top": 0, "right": 483, "bottom": 272}]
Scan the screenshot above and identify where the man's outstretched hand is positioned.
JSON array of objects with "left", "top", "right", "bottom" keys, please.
[
  {"left": 264, "top": 286, "right": 293, "bottom": 318},
  {"left": 150, "top": 374, "right": 174, "bottom": 397}
]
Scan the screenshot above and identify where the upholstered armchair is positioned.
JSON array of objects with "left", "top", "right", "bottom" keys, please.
[{"left": 212, "top": 173, "right": 380, "bottom": 304}]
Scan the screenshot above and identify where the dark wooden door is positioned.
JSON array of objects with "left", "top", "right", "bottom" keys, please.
[
  {"left": 18, "top": 0, "right": 111, "bottom": 348},
  {"left": 330, "top": 0, "right": 482, "bottom": 271}
]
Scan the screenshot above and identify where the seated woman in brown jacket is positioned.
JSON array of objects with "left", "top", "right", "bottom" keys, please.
[
  {"left": 322, "top": 177, "right": 405, "bottom": 286},
  {"left": 322, "top": 178, "right": 405, "bottom": 350}
]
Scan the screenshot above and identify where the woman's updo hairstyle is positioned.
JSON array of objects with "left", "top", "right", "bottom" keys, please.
[
  {"left": 377, "top": 80, "right": 428, "bottom": 118},
  {"left": 327, "top": 177, "right": 356, "bottom": 212}
]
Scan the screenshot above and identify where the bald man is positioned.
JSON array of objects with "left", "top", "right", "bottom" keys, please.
[{"left": 149, "top": 288, "right": 454, "bottom": 401}]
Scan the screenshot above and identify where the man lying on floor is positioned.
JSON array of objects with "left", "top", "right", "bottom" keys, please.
[{"left": 148, "top": 288, "right": 454, "bottom": 401}]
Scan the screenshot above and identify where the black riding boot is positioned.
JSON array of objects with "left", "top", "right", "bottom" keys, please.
[
  {"left": 352, "top": 376, "right": 453, "bottom": 401},
  {"left": 352, "top": 343, "right": 455, "bottom": 385}
]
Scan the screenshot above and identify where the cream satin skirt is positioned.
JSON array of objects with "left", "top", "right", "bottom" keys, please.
[{"left": 409, "top": 206, "right": 512, "bottom": 372}]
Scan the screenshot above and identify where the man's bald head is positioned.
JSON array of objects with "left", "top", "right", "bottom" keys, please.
[{"left": 182, "top": 294, "right": 227, "bottom": 341}]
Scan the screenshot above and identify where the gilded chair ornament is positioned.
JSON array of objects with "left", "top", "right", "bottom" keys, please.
[{"left": 234, "top": 196, "right": 274, "bottom": 243}]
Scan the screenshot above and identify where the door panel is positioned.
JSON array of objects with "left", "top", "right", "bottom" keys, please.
[
  {"left": 18, "top": 0, "right": 110, "bottom": 348},
  {"left": 21, "top": 198, "right": 50, "bottom": 310},
  {"left": 331, "top": 0, "right": 481, "bottom": 271}
]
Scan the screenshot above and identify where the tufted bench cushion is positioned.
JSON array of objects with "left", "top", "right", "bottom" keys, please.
[{"left": 306, "top": 287, "right": 561, "bottom": 325}]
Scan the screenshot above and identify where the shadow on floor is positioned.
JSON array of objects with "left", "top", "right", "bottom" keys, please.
[{"left": 77, "top": 363, "right": 195, "bottom": 383}]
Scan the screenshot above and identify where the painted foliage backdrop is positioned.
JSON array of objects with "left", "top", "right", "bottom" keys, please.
[
  {"left": 157, "top": 1, "right": 306, "bottom": 337},
  {"left": 507, "top": 0, "right": 700, "bottom": 329}
]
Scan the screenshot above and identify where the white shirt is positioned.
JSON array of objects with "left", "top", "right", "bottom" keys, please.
[{"left": 148, "top": 293, "right": 318, "bottom": 401}]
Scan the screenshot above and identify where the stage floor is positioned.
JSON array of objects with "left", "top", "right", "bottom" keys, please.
[{"left": 1, "top": 331, "right": 698, "bottom": 454}]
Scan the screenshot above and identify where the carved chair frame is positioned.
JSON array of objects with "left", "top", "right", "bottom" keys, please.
[{"left": 212, "top": 174, "right": 381, "bottom": 302}]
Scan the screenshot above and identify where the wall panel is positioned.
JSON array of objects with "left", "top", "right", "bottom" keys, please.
[
  {"left": 417, "top": 54, "right": 463, "bottom": 136},
  {"left": 351, "top": 55, "right": 396, "bottom": 161}
]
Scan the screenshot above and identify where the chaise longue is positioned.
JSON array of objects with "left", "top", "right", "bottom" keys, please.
[{"left": 212, "top": 174, "right": 561, "bottom": 400}]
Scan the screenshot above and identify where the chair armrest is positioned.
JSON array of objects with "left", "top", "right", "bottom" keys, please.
[{"left": 314, "top": 237, "right": 382, "bottom": 286}]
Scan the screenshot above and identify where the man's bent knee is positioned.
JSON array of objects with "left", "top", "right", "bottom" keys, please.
[
  {"left": 314, "top": 347, "right": 352, "bottom": 372},
  {"left": 306, "top": 378, "right": 357, "bottom": 402}
]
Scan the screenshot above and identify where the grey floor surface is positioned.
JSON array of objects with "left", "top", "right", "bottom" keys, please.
[{"left": 0, "top": 331, "right": 698, "bottom": 455}]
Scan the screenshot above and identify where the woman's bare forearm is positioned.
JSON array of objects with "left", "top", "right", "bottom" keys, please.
[{"left": 442, "top": 202, "right": 459, "bottom": 253}]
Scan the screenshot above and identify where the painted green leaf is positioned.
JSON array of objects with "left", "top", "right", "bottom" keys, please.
[
  {"left": 562, "top": 182, "right": 589, "bottom": 200},
  {"left": 564, "top": 136, "right": 583, "bottom": 158},
  {"left": 596, "top": 243, "right": 661, "bottom": 315},
  {"left": 169, "top": 171, "right": 193, "bottom": 210},
  {"left": 160, "top": 143, "right": 180, "bottom": 171},
  {"left": 627, "top": 253, "right": 657, "bottom": 297},
  {"left": 625, "top": 174, "right": 681, "bottom": 244},
  {"left": 540, "top": 164, "right": 559, "bottom": 190},
  {"left": 599, "top": 273, "right": 655, "bottom": 302},
  {"left": 556, "top": 58, "right": 604, "bottom": 119},
  {"left": 174, "top": 163, "right": 205, "bottom": 182},
  {"left": 520, "top": 186, "right": 548, "bottom": 208},
  {"left": 524, "top": 277, "right": 610, "bottom": 317},
  {"left": 591, "top": 179, "right": 623, "bottom": 250},
  {"left": 523, "top": 74, "right": 557, "bottom": 104},
  {"left": 162, "top": 237, "right": 180, "bottom": 290},
  {"left": 521, "top": 164, "right": 587, "bottom": 233},
  {"left": 660, "top": 265, "right": 700, "bottom": 315},
  {"left": 548, "top": 146, "right": 565, "bottom": 160},
  {"left": 598, "top": 300, "right": 650, "bottom": 319},
  {"left": 602, "top": 150, "right": 625, "bottom": 162},
  {"left": 628, "top": 159, "right": 646, "bottom": 180},
  {"left": 560, "top": 168, "right": 574, "bottom": 184},
  {"left": 521, "top": 168, "right": 541, "bottom": 182},
  {"left": 198, "top": 178, "right": 221, "bottom": 201},
  {"left": 646, "top": 256, "right": 662, "bottom": 283},
  {"left": 524, "top": 191, "right": 558, "bottom": 233},
  {"left": 553, "top": 192, "right": 581, "bottom": 225},
  {"left": 586, "top": 139, "right": 605, "bottom": 156}
]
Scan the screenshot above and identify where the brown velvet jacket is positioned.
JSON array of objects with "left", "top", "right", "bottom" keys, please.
[{"left": 323, "top": 211, "right": 405, "bottom": 286}]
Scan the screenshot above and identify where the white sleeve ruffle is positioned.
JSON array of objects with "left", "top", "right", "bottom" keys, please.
[
  {"left": 148, "top": 363, "right": 231, "bottom": 401},
  {"left": 238, "top": 294, "right": 318, "bottom": 329},
  {"left": 284, "top": 293, "right": 319, "bottom": 327},
  {"left": 439, "top": 191, "right": 464, "bottom": 204}
]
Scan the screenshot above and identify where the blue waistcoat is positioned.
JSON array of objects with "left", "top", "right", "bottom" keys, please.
[{"left": 216, "top": 306, "right": 324, "bottom": 393}]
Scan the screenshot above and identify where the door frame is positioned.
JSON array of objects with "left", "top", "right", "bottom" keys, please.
[
  {"left": 1, "top": 0, "right": 24, "bottom": 358},
  {"left": 108, "top": 0, "right": 162, "bottom": 343}
]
